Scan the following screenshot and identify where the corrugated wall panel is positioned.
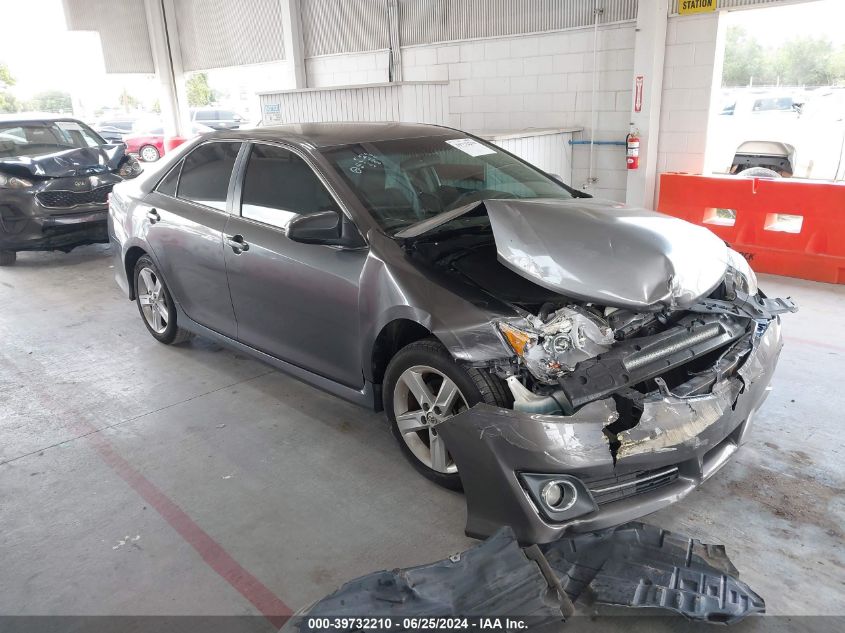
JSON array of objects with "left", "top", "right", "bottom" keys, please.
[
  {"left": 62, "top": 0, "right": 154, "bottom": 73},
  {"left": 398, "top": 0, "right": 637, "bottom": 47},
  {"left": 259, "top": 82, "right": 449, "bottom": 125},
  {"left": 484, "top": 131, "right": 574, "bottom": 182},
  {"left": 302, "top": 0, "right": 390, "bottom": 57},
  {"left": 174, "top": 0, "right": 285, "bottom": 71},
  {"left": 670, "top": 0, "right": 813, "bottom": 13}
]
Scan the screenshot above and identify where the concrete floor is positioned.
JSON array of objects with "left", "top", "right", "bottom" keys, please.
[{"left": 1, "top": 244, "right": 843, "bottom": 623}]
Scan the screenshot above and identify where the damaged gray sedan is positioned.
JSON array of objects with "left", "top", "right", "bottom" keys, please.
[{"left": 110, "top": 123, "right": 795, "bottom": 544}]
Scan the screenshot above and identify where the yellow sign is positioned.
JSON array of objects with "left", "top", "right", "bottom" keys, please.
[{"left": 679, "top": 0, "right": 717, "bottom": 15}]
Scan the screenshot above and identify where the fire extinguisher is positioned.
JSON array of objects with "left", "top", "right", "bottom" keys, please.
[{"left": 626, "top": 129, "right": 640, "bottom": 170}]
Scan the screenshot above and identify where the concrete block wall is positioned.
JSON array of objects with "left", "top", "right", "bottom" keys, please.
[
  {"left": 305, "top": 50, "right": 390, "bottom": 88},
  {"left": 399, "top": 24, "right": 637, "bottom": 201},
  {"left": 303, "top": 24, "right": 637, "bottom": 201},
  {"left": 656, "top": 12, "right": 720, "bottom": 177}
]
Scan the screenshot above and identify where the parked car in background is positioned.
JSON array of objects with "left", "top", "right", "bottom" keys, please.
[
  {"left": 0, "top": 114, "right": 142, "bottom": 265},
  {"left": 124, "top": 123, "right": 213, "bottom": 162},
  {"left": 190, "top": 108, "right": 245, "bottom": 130},
  {"left": 109, "top": 122, "right": 795, "bottom": 543},
  {"left": 93, "top": 118, "right": 140, "bottom": 143},
  {"left": 710, "top": 90, "right": 805, "bottom": 176},
  {"left": 711, "top": 88, "right": 845, "bottom": 181}
]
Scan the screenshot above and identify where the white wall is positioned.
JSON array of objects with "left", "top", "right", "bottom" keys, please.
[
  {"left": 398, "top": 25, "right": 636, "bottom": 201},
  {"left": 299, "top": 13, "right": 736, "bottom": 204},
  {"left": 656, "top": 12, "right": 721, "bottom": 177},
  {"left": 305, "top": 50, "right": 389, "bottom": 88}
]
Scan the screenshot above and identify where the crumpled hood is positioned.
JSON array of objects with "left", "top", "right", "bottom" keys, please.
[
  {"left": 485, "top": 198, "right": 729, "bottom": 311},
  {"left": 0, "top": 144, "right": 126, "bottom": 178}
]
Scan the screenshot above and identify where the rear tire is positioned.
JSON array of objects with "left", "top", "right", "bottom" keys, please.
[
  {"left": 383, "top": 338, "right": 511, "bottom": 490},
  {"left": 0, "top": 250, "right": 16, "bottom": 266},
  {"left": 739, "top": 167, "right": 782, "bottom": 178},
  {"left": 139, "top": 144, "right": 161, "bottom": 162},
  {"left": 133, "top": 255, "right": 192, "bottom": 345}
]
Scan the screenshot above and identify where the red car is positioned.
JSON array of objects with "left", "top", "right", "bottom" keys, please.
[{"left": 124, "top": 123, "right": 213, "bottom": 162}]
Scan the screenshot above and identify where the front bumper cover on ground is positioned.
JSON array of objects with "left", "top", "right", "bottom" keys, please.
[
  {"left": 437, "top": 318, "right": 783, "bottom": 545},
  {"left": 286, "top": 523, "right": 764, "bottom": 631}
]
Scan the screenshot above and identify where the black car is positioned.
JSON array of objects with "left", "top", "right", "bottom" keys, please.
[{"left": 0, "top": 115, "right": 142, "bottom": 265}]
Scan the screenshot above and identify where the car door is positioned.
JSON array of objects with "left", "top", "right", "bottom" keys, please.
[
  {"left": 223, "top": 142, "right": 367, "bottom": 388},
  {"left": 142, "top": 140, "right": 241, "bottom": 337}
]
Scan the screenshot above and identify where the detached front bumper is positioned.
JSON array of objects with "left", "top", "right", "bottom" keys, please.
[{"left": 437, "top": 317, "right": 783, "bottom": 544}]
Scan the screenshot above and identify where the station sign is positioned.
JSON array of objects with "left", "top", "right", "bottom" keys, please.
[{"left": 679, "top": 0, "right": 717, "bottom": 15}]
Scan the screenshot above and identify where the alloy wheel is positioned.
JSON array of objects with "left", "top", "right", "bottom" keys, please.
[
  {"left": 392, "top": 365, "right": 468, "bottom": 474},
  {"left": 140, "top": 146, "right": 160, "bottom": 162},
  {"left": 137, "top": 267, "right": 169, "bottom": 334}
]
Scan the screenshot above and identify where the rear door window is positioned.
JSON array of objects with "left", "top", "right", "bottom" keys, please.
[
  {"left": 240, "top": 143, "right": 336, "bottom": 229},
  {"left": 155, "top": 161, "right": 183, "bottom": 197},
  {"left": 177, "top": 142, "right": 241, "bottom": 211}
]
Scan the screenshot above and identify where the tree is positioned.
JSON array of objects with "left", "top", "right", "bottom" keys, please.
[
  {"left": 773, "top": 37, "right": 836, "bottom": 86},
  {"left": 186, "top": 72, "right": 213, "bottom": 107},
  {"left": 27, "top": 90, "right": 72, "bottom": 113},
  {"left": 722, "top": 26, "right": 773, "bottom": 87},
  {"left": 832, "top": 46, "right": 845, "bottom": 86},
  {"left": 0, "top": 62, "right": 14, "bottom": 89},
  {"left": 0, "top": 62, "right": 18, "bottom": 113},
  {"left": 119, "top": 88, "right": 140, "bottom": 110}
]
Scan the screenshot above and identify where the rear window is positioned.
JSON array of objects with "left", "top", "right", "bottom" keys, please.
[
  {"left": 0, "top": 120, "right": 105, "bottom": 158},
  {"left": 176, "top": 141, "right": 241, "bottom": 211},
  {"left": 752, "top": 97, "right": 795, "bottom": 112},
  {"left": 194, "top": 111, "right": 216, "bottom": 121}
]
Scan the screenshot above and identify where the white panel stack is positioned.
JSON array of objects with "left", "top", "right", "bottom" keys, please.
[
  {"left": 259, "top": 82, "right": 450, "bottom": 126},
  {"left": 481, "top": 129, "right": 581, "bottom": 184}
]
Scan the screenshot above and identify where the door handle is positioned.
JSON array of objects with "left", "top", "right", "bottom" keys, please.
[
  {"left": 146, "top": 209, "right": 160, "bottom": 224},
  {"left": 226, "top": 234, "right": 250, "bottom": 253}
]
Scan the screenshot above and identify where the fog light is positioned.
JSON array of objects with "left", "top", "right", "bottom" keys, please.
[
  {"left": 540, "top": 480, "right": 577, "bottom": 512},
  {"left": 519, "top": 473, "right": 598, "bottom": 523}
]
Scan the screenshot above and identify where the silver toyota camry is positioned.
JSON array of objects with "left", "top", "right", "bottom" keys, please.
[{"left": 109, "top": 122, "right": 796, "bottom": 544}]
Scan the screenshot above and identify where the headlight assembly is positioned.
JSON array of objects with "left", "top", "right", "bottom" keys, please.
[
  {"left": 726, "top": 249, "right": 758, "bottom": 296},
  {"left": 498, "top": 322, "right": 536, "bottom": 357},
  {"left": 0, "top": 173, "right": 33, "bottom": 189},
  {"left": 118, "top": 156, "right": 143, "bottom": 179}
]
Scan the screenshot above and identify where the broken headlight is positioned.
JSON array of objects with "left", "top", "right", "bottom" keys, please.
[
  {"left": 499, "top": 306, "right": 615, "bottom": 384},
  {"left": 0, "top": 173, "right": 33, "bottom": 189},
  {"left": 118, "top": 156, "right": 143, "bottom": 179},
  {"left": 726, "top": 249, "right": 758, "bottom": 296}
]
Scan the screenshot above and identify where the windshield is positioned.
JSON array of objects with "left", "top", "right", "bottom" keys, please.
[
  {"left": 0, "top": 120, "right": 106, "bottom": 159},
  {"left": 320, "top": 135, "right": 573, "bottom": 234}
]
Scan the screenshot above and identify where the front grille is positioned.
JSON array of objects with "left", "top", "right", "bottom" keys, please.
[
  {"left": 584, "top": 466, "right": 679, "bottom": 505},
  {"left": 37, "top": 185, "right": 113, "bottom": 209}
]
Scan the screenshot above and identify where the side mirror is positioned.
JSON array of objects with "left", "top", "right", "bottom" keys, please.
[{"left": 287, "top": 210, "right": 345, "bottom": 245}]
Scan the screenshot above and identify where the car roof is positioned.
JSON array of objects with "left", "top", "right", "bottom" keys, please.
[
  {"left": 0, "top": 112, "right": 84, "bottom": 124},
  {"left": 205, "top": 121, "right": 458, "bottom": 148}
]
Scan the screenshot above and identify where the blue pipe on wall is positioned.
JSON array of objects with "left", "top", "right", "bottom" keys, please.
[{"left": 568, "top": 140, "right": 626, "bottom": 146}]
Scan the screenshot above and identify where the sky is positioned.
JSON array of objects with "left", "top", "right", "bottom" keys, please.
[
  {"left": 0, "top": 0, "right": 158, "bottom": 113},
  {"left": 725, "top": 0, "right": 845, "bottom": 47}
]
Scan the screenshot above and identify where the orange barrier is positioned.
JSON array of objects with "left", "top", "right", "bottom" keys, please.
[{"left": 657, "top": 173, "right": 845, "bottom": 284}]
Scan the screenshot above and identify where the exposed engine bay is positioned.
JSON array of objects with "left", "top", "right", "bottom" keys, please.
[{"left": 406, "top": 225, "right": 797, "bottom": 422}]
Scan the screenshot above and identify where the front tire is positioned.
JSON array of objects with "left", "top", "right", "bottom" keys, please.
[
  {"left": 139, "top": 144, "right": 161, "bottom": 162},
  {"left": 0, "top": 250, "right": 16, "bottom": 266},
  {"left": 133, "top": 255, "right": 192, "bottom": 344},
  {"left": 383, "top": 338, "right": 511, "bottom": 490}
]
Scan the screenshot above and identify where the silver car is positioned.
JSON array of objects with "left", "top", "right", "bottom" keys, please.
[{"left": 109, "top": 123, "right": 795, "bottom": 544}]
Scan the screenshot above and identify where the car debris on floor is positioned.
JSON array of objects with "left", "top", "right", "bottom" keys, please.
[{"left": 286, "top": 522, "right": 764, "bottom": 632}]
